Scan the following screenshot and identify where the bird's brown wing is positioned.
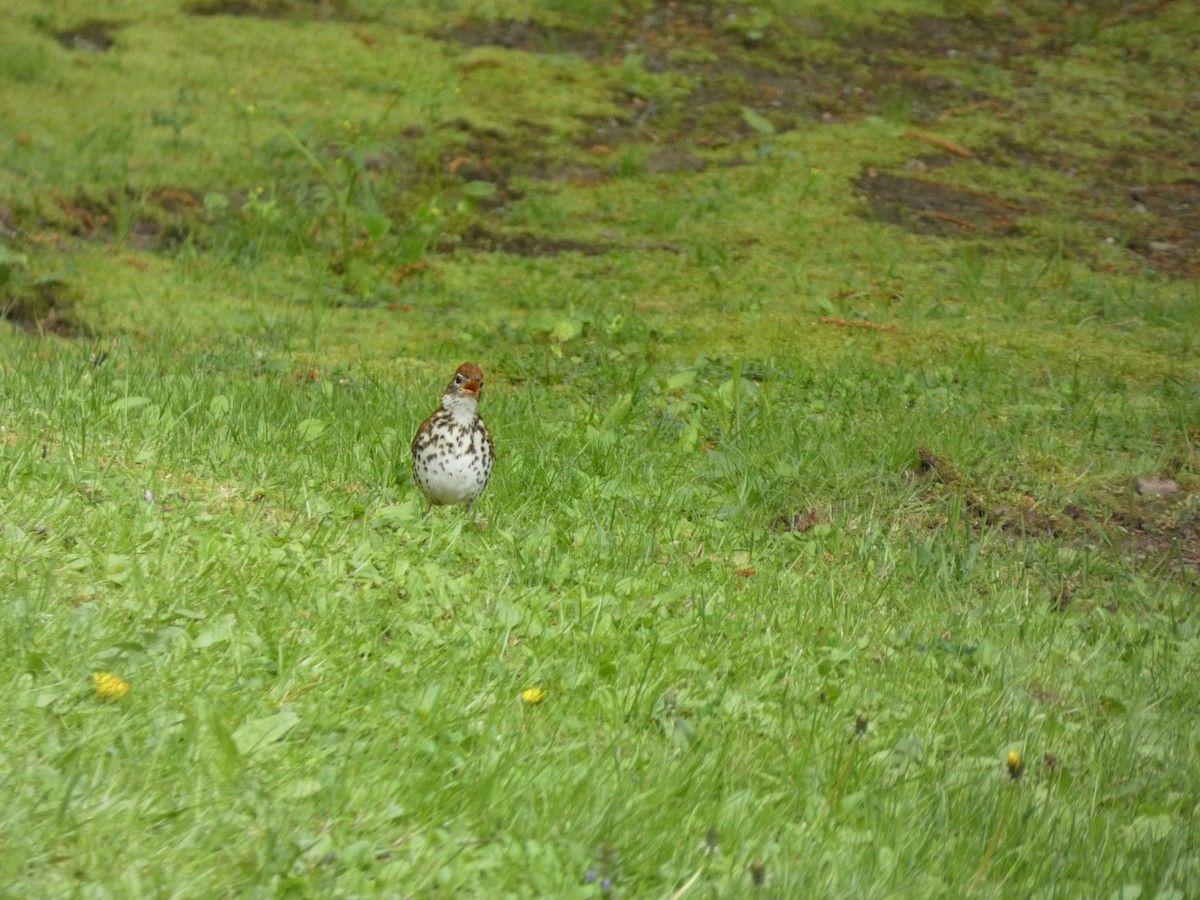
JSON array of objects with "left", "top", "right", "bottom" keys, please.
[{"left": 411, "top": 413, "right": 435, "bottom": 455}]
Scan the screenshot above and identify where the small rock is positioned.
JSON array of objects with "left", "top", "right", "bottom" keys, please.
[{"left": 1135, "top": 476, "right": 1179, "bottom": 496}]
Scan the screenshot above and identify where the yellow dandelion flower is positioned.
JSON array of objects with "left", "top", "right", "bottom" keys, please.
[
  {"left": 521, "top": 687, "right": 546, "bottom": 704},
  {"left": 1007, "top": 750, "right": 1023, "bottom": 780},
  {"left": 246, "top": 104, "right": 256, "bottom": 114},
  {"left": 94, "top": 672, "right": 130, "bottom": 702}
]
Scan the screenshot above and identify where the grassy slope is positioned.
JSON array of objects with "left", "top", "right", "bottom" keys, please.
[{"left": 1, "top": 0, "right": 1198, "bottom": 896}]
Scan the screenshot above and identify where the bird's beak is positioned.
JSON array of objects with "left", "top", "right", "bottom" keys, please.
[{"left": 460, "top": 380, "right": 480, "bottom": 395}]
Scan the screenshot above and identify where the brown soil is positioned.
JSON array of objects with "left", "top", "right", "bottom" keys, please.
[
  {"left": 1103, "top": 502, "right": 1200, "bottom": 580},
  {"left": 51, "top": 188, "right": 201, "bottom": 250},
  {"left": 449, "top": 224, "right": 614, "bottom": 257},
  {"left": 2, "top": 280, "right": 82, "bottom": 337},
  {"left": 445, "top": 223, "right": 685, "bottom": 258},
  {"left": 186, "top": 0, "right": 359, "bottom": 20},
  {"left": 854, "top": 171, "right": 1026, "bottom": 238},
  {"left": 1113, "top": 181, "right": 1200, "bottom": 280},
  {"left": 55, "top": 20, "right": 119, "bottom": 52}
]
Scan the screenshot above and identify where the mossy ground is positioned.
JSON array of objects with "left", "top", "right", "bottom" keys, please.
[{"left": 1, "top": 1, "right": 1197, "bottom": 896}]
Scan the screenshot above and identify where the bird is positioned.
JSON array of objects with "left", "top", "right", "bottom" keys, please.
[{"left": 411, "top": 362, "right": 495, "bottom": 514}]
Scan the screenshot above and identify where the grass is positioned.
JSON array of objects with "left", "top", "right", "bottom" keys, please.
[{"left": 2, "top": 0, "right": 1198, "bottom": 896}]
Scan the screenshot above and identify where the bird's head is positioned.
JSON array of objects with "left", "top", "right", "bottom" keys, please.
[
  {"left": 450, "top": 363, "right": 483, "bottom": 396},
  {"left": 441, "top": 362, "right": 485, "bottom": 416}
]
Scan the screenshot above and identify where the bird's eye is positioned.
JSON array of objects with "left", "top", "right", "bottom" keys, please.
[{"left": 454, "top": 375, "right": 463, "bottom": 384}]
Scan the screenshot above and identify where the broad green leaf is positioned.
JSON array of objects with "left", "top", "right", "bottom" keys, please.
[
  {"left": 205, "top": 705, "right": 241, "bottom": 775},
  {"left": 232, "top": 707, "right": 300, "bottom": 757},
  {"left": 296, "top": 418, "right": 327, "bottom": 442},
  {"left": 665, "top": 369, "right": 697, "bottom": 391},
  {"left": 550, "top": 318, "right": 583, "bottom": 342},
  {"left": 193, "top": 613, "right": 236, "bottom": 649},
  {"left": 463, "top": 180, "right": 496, "bottom": 198},
  {"left": 110, "top": 396, "right": 151, "bottom": 412},
  {"left": 740, "top": 106, "right": 775, "bottom": 135},
  {"left": 363, "top": 211, "right": 393, "bottom": 241}
]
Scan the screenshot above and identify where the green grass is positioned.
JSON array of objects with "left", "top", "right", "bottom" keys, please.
[{"left": 2, "top": 0, "right": 1199, "bottom": 896}]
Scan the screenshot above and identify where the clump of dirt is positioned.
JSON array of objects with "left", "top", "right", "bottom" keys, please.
[
  {"left": 3, "top": 279, "right": 82, "bottom": 337},
  {"left": 149, "top": 187, "right": 204, "bottom": 217},
  {"left": 774, "top": 507, "right": 822, "bottom": 533},
  {"left": 914, "top": 447, "right": 960, "bottom": 483},
  {"left": 186, "top": 0, "right": 359, "bottom": 21},
  {"left": 854, "top": 170, "right": 1026, "bottom": 238},
  {"left": 55, "top": 20, "right": 119, "bottom": 52}
]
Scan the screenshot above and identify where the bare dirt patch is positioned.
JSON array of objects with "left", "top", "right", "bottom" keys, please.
[
  {"left": 991, "top": 141, "right": 1200, "bottom": 278},
  {"left": 186, "top": 0, "right": 360, "bottom": 21},
  {"left": 2, "top": 279, "right": 82, "bottom": 337},
  {"left": 448, "top": 224, "right": 613, "bottom": 257},
  {"left": 858, "top": 11, "right": 1035, "bottom": 65},
  {"left": 51, "top": 188, "right": 200, "bottom": 250},
  {"left": 438, "top": 3, "right": 1197, "bottom": 280},
  {"left": 446, "top": 224, "right": 684, "bottom": 258},
  {"left": 854, "top": 170, "right": 1026, "bottom": 238},
  {"left": 441, "top": 18, "right": 605, "bottom": 58},
  {"left": 1105, "top": 502, "right": 1200, "bottom": 581},
  {"left": 55, "top": 20, "right": 119, "bottom": 52},
  {"left": 1119, "top": 180, "right": 1200, "bottom": 279},
  {"left": 912, "top": 446, "right": 1199, "bottom": 581},
  {"left": 442, "top": 3, "right": 1017, "bottom": 144}
]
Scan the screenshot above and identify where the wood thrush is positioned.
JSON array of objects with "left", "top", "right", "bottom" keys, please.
[{"left": 411, "top": 362, "right": 495, "bottom": 514}]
